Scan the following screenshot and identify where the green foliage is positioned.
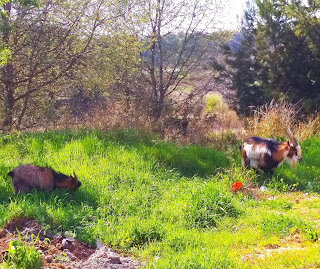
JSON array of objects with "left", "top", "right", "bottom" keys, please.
[
  {"left": 151, "top": 248, "right": 237, "bottom": 269},
  {"left": 143, "top": 141, "right": 230, "bottom": 177},
  {"left": 1, "top": 232, "right": 41, "bottom": 269},
  {"left": 0, "top": 45, "right": 10, "bottom": 65},
  {"left": 261, "top": 214, "right": 310, "bottom": 237},
  {"left": 13, "top": 0, "right": 40, "bottom": 7},
  {"left": 262, "top": 198, "right": 292, "bottom": 211},
  {"left": 223, "top": 0, "right": 320, "bottom": 114},
  {"left": 204, "top": 93, "right": 225, "bottom": 114}
]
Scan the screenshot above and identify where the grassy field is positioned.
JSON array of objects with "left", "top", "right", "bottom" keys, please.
[{"left": 1, "top": 129, "right": 320, "bottom": 268}]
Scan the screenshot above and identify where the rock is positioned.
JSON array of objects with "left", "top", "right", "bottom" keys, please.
[
  {"left": 64, "top": 249, "right": 79, "bottom": 261},
  {"left": 62, "top": 237, "right": 75, "bottom": 248},
  {"left": 96, "top": 239, "right": 103, "bottom": 249},
  {"left": 260, "top": 186, "right": 267, "bottom": 192},
  {"left": 108, "top": 254, "right": 121, "bottom": 264},
  {"left": 45, "top": 255, "right": 53, "bottom": 263}
]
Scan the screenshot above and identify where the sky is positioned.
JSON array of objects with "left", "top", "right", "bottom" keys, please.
[{"left": 220, "top": 0, "right": 248, "bottom": 30}]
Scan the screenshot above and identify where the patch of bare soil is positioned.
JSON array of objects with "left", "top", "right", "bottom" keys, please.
[
  {"left": 0, "top": 218, "right": 140, "bottom": 269},
  {"left": 235, "top": 184, "right": 272, "bottom": 200},
  {"left": 242, "top": 230, "right": 305, "bottom": 262}
]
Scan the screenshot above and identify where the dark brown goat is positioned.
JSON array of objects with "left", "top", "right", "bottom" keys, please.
[{"left": 7, "top": 165, "right": 81, "bottom": 194}]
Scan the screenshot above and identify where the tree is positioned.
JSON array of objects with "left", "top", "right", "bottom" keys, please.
[
  {"left": 82, "top": 32, "right": 145, "bottom": 112},
  {"left": 221, "top": 0, "right": 320, "bottom": 114},
  {"left": 0, "top": 0, "right": 132, "bottom": 130},
  {"left": 140, "top": 0, "right": 224, "bottom": 120},
  {"left": 281, "top": 0, "right": 320, "bottom": 109},
  {"left": 253, "top": 0, "right": 320, "bottom": 111}
]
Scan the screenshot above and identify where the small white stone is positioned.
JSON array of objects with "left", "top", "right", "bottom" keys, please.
[
  {"left": 96, "top": 239, "right": 103, "bottom": 249},
  {"left": 260, "top": 186, "right": 267, "bottom": 192}
]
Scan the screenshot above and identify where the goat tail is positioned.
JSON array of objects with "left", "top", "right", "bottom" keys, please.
[{"left": 7, "top": 171, "right": 14, "bottom": 177}]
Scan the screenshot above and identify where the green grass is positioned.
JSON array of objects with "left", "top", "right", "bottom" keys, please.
[
  {"left": 1, "top": 232, "right": 41, "bottom": 269},
  {"left": 1, "top": 129, "right": 320, "bottom": 268}
]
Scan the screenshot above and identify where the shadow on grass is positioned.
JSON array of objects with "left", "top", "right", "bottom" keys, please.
[
  {"left": 99, "top": 129, "right": 231, "bottom": 177},
  {"left": 238, "top": 163, "right": 320, "bottom": 193},
  {"left": 143, "top": 142, "right": 231, "bottom": 177},
  {"left": 0, "top": 187, "right": 99, "bottom": 244},
  {"left": 7, "top": 129, "right": 233, "bottom": 178}
]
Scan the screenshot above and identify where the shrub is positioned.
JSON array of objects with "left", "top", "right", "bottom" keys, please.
[
  {"left": 204, "top": 93, "right": 226, "bottom": 114},
  {"left": 246, "top": 99, "right": 320, "bottom": 142}
]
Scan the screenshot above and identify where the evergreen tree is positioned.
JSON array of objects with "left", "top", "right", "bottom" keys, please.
[{"left": 221, "top": 0, "right": 320, "bottom": 114}]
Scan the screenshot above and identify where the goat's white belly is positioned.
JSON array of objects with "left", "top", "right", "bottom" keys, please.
[
  {"left": 244, "top": 143, "right": 272, "bottom": 169},
  {"left": 244, "top": 143, "right": 271, "bottom": 158},
  {"left": 250, "top": 159, "right": 259, "bottom": 169}
]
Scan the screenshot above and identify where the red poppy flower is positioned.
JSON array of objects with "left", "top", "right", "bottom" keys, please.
[{"left": 231, "top": 181, "right": 243, "bottom": 192}]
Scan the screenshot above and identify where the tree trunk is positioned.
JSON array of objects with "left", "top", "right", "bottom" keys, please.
[
  {"left": 1, "top": 1, "right": 14, "bottom": 131},
  {"left": 2, "top": 64, "right": 15, "bottom": 130},
  {"left": 150, "top": 0, "right": 165, "bottom": 121}
]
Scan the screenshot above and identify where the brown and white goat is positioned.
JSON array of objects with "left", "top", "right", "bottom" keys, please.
[{"left": 241, "top": 128, "right": 302, "bottom": 173}]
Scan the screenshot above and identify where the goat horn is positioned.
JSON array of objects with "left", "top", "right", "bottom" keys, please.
[
  {"left": 286, "top": 126, "right": 298, "bottom": 147},
  {"left": 73, "top": 170, "right": 77, "bottom": 179}
]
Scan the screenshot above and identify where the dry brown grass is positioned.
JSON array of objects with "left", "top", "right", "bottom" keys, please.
[
  {"left": 246, "top": 100, "right": 320, "bottom": 141},
  {"left": 296, "top": 114, "right": 320, "bottom": 141},
  {"left": 18, "top": 96, "right": 320, "bottom": 147},
  {"left": 81, "top": 102, "right": 153, "bottom": 132},
  {"left": 247, "top": 100, "right": 298, "bottom": 139}
]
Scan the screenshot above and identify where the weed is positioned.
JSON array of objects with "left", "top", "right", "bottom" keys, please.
[
  {"left": 247, "top": 99, "right": 298, "bottom": 138},
  {"left": 1, "top": 232, "right": 41, "bottom": 269}
]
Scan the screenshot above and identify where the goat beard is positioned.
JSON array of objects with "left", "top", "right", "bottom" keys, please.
[{"left": 290, "top": 159, "right": 298, "bottom": 169}]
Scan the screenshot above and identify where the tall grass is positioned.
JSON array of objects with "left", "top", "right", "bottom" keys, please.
[
  {"left": 247, "top": 99, "right": 298, "bottom": 138},
  {"left": 0, "top": 129, "right": 320, "bottom": 268},
  {"left": 246, "top": 99, "right": 320, "bottom": 141}
]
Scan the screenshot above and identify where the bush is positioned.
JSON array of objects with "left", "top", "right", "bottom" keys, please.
[{"left": 204, "top": 93, "right": 226, "bottom": 114}]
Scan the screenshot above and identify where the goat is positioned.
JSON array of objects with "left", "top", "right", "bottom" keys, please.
[
  {"left": 7, "top": 165, "right": 81, "bottom": 194},
  {"left": 241, "top": 128, "right": 302, "bottom": 174}
]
